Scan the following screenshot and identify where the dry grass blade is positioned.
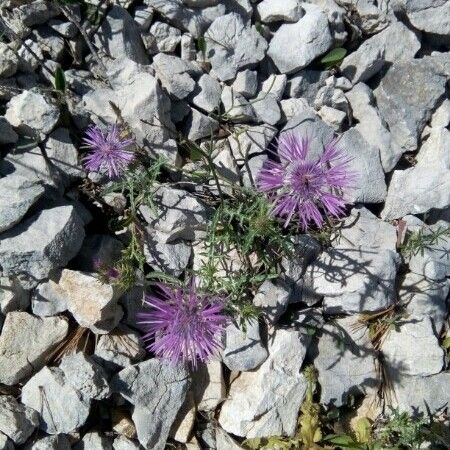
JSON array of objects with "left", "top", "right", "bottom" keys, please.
[{"left": 48, "top": 326, "right": 93, "bottom": 364}]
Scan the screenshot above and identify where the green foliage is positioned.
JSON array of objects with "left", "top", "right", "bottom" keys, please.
[
  {"left": 196, "top": 36, "right": 207, "bottom": 59},
  {"left": 195, "top": 189, "right": 294, "bottom": 323},
  {"left": 100, "top": 158, "right": 165, "bottom": 290},
  {"left": 320, "top": 47, "right": 347, "bottom": 69},
  {"left": 401, "top": 226, "right": 450, "bottom": 258},
  {"left": 375, "top": 408, "right": 428, "bottom": 449},
  {"left": 54, "top": 66, "right": 66, "bottom": 93}
]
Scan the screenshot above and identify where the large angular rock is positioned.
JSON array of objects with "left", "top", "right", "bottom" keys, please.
[
  {"left": 222, "top": 319, "right": 268, "bottom": 371},
  {"left": 267, "top": 4, "right": 333, "bottom": 74},
  {"left": 59, "top": 352, "right": 111, "bottom": 400},
  {"left": 21, "top": 366, "right": 91, "bottom": 434},
  {"left": 403, "top": 0, "right": 450, "bottom": 40},
  {"left": 0, "top": 175, "right": 44, "bottom": 233},
  {"left": 338, "top": 128, "right": 387, "bottom": 203},
  {"left": 219, "top": 329, "right": 309, "bottom": 438},
  {"left": 23, "top": 434, "right": 71, "bottom": 450},
  {"left": 95, "top": 5, "right": 148, "bottom": 64},
  {"left": 112, "top": 359, "right": 190, "bottom": 450},
  {"left": 58, "top": 269, "right": 122, "bottom": 334},
  {"left": 0, "top": 395, "right": 39, "bottom": 445},
  {"left": 5, "top": 90, "right": 60, "bottom": 141},
  {"left": 400, "top": 273, "right": 449, "bottom": 334},
  {"left": 94, "top": 325, "right": 145, "bottom": 370},
  {"left": 381, "top": 317, "right": 444, "bottom": 377},
  {"left": 374, "top": 57, "right": 448, "bottom": 154},
  {"left": 381, "top": 127, "right": 450, "bottom": 220},
  {"left": 253, "top": 279, "right": 292, "bottom": 323},
  {"left": 315, "top": 317, "right": 379, "bottom": 407},
  {"left": 388, "top": 372, "right": 450, "bottom": 415},
  {"left": 192, "top": 360, "right": 225, "bottom": 411},
  {"left": 0, "top": 206, "right": 84, "bottom": 288},
  {"left": 82, "top": 57, "right": 178, "bottom": 163},
  {"left": 340, "top": 20, "right": 421, "bottom": 84},
  {"left": 145, "top": 0, "right": 226, "bottom": 38},
  {"left": 139, "top": 186, "right": 211, "bottom": 242},
  {"left": 346, "top": 82, "right": 402, "bottom": 171},
  {"left": 205, "top": 13, "right": 268, "bottom": 81},
  {"left": 0, "top": 312, "right": 68, "bottom": 385},
  {"left": 189, "top": 74, "right": 222, "bottom": 113},
  {"left": 149, "top": 21, "right": 181, "bottom": 53},
  {"left": 184, "top": 107, "right": 219, "bottom": 140}
]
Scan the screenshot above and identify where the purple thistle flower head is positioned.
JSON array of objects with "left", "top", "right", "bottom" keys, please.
[
  {"left": 257, "top": 133, "right": 355, "bottom": 230},
  {"left": 82, "top": 124, "right": 135, "bottom": 178},
  {"left": 138, "top": 280, "right": 228, "bottom": 368}
]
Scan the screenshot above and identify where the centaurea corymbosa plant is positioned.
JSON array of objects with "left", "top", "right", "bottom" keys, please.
[
  {"left": 257, "top": 133, "right": 355, "bottom": 230},
  {"left": 138, "top": 280, "right": 228, "bottom": 368},
  {"left": 82, "top": 124, "right": 135, "bottom": 178}
]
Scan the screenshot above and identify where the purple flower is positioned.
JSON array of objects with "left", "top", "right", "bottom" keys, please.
[
  {"left": 138, "top": 280, "right": 228, "bottom": 368},
  {"left": 257, "top": 133, "right": 355, "bottom": 229},
  {"left": 82, "top": 124, "right": 135, "bottom": 178}
]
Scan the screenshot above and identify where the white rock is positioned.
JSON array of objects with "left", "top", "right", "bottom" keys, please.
[
  {"left": 17, "top": 0, "right": 55, "bottom": 27},
  {"left": 339, "top": 128, "right": 387, "bottom": 203},
  {"left": 0, "top": 43, "right": 18, "bottom": 78},
  {"left": 381, "top": 127, "right": 450, "bottom": 220},
  {"left": 318, "top": 105, "right": 346, "bottom": 131},
  {"left": 5, "top": 90, "right": 60, "bottom": 141},
  {"left": 315, "top": 317, "right": 379, "bottom": 407},
  {"left": 0, "top": 395, "right": 39, "bottom": 445},
  {"left": 143, "top": 230, "right": 192, "bottom": 277},
  {"left": 48, "top": 19, "right": 77, "bottom": 38},
  {"left": 152, "top": 53, "right": 197, "bottom": 99},
  {"left": 82, "top": 57, "right": 178, "bottom": 163},
  {"left": 215, "top": 427, "right": 242, "bottom": 450},
  {"left": 0, "top": 431, "right": 12, "bottom": 450},
  {"left": 388, "top": 372, "right": 450, "bottom": 415},
  {"left": 133, "top": 5, "right": 154, "bottom": 30},
  {"left": 150, "top": 21, "right": 181, "bottom": 52},
  {"left": 185, "top": 107, "right": 219, "bottom": 140},
  {"left": 374, "top": 56, "right": 448, "bottom": 154},
  {"left": 31, "top": 276, "right": 67, "bottom": 317},
  {"left": 267, "top": 4, "right": 333, "bottom": 74},
  {"left": 140, "top": 186, "right": 211, "bottom": 242},
  {"left": 287, "top": 69, "right": 330, "bottom": 103},
  {"left": 22, "top": 366, "right": 90, "bottom": 434},
  {"left": 223, "top": 319, "right": 268, "bottom": 371},
  {"left": 181, "top": 33, "right": 196, "bottom": 61},
  {"left": 221, "top": 86, "right": 256, "bottom": 122},
  {"left": 405, "top": 0, "right": 450, "bottom": 39},
  {"left": 253, "top": 279, "right": 291, "bottom": 323},
  {"left": 0, "top": 205, "right": 84, "bottom": 289},
  {"left": 113, "top": 436, "right": 141, "bottom": 450},
  {"left": 346, "top": 82, "right": 401, "bottom": 172},
  {"left": 58, "top": 269, "right": 122, "bottom": 334},
  {"left": 0, "top": 276, "right": 29, "bottom": 315},
  {"left": 280, "top": 98, "right": 313, "bottom": 123},
  {"left": 0, "top": 117, "right": 18, "bottom": 144},
  {"left": 340, "top": 21, "right": 420, "bottom": 84},
  {"left": 205, "top": 13, "right": 268, "bottom": 81},
  {"left": 189, "top": 74, "right": 221, "bottom": 113},
  {"left": 96, "top": 5, "right": 148, "bottom": 64},
  {"left": 257, "top": 0, "right": 303, "bottom": 23},
  {"left": 382, "top": 317, "right": 444, "bottom": 377},
  {"left": 59, "top": 352, "right": 111, "bottom": 400},
  {"left": 0, "top": 175, "right": 44, "bottom": 233},
  {"left": 74, "top": 432, "right": 112, "bottom": 450},
  {"left": 232, "top": 70, "right": 258, "bottom": 98},
  {"left": 146, "top": 0, "right": 225, "bottom": 38},
  {"left": 24, "top": 434, "right": 71, "bottom": 450},
  {"left": 219, "top": 329, "right": 309, "bottom": 438},
  {"left": 112, "top": 359, "right": 190, "bottom": 450},
  {"left": 192, "top": 360, "right": 225, "bottom": 411},
  {"left": 32, "top": 27, "right": 65, "bottom": 62},
  {"left": 94, "top": 325, "right": 145, "bottom": 370},
  {"left": 0, "top": 312, "right": 68, "bottom": 385}
]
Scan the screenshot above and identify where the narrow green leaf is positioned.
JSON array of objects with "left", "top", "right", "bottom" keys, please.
[
  {"left": 320, "top": 47, "right": 347, "bottom": 68},
  {"left": 54, "top": 66, "right": 66, "bottom": 93}
]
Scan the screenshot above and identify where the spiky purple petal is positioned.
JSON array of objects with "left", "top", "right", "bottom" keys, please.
[
  {"left": 137, "top": 281, "right": 228, "bottom": 368},
  {"left": 82, "top": 124, "right": 135, "bottom": 178},
  {"left": 257, "top": 133, "right": 355, "bottom": 229}
]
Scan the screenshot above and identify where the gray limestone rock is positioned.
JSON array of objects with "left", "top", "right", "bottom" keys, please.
[
  {"left": 112, "top": 359, "right": 190, "bottom": 450},
  {"left": 267, "top": 4, "right": 333, "bottom": 74},
  {"left": 0, "top": 312, "right": 68, "bottom": 385},
  {"left": 0, "top": 205, "right": 85, "bottom": 289},
  {"left": 205, "top": 13, "right": 268, "bottom": 81}
]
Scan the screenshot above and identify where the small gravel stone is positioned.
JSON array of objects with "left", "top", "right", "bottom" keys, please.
[
  {"left": 150, "top": 21, "right": 181, "bottom": 53},
  {"left": 232, "top": 70, "right": 258, "bottom": 98},
  {"left": 221, "top": 85, "right": 256, "bottom": 122},
  {"left": 257, "top": 0, "right": 303, "bottom": 23},
  {"left": 189, "top": 74, "right": 221, "bottom": 113},
  {"left": 0, "top": 43, "right": 18, "bottom": 78}
]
